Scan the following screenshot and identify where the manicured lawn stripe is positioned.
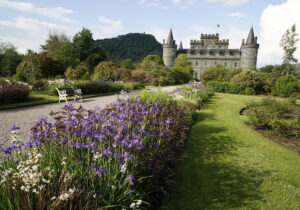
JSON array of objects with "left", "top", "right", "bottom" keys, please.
[{"left": 161, "top": 93, "right": 300, "bottom": 210}]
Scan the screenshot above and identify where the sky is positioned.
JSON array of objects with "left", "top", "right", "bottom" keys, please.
[{"left": 0, "top": 0, "right": 299, "bottom": 67}]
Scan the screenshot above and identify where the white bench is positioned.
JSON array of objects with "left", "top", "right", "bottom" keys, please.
[{"left": 56, "top": 88, "right": 83, "bottom": 103}]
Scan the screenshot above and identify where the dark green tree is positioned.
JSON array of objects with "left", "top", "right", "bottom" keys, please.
[
  {"left": 0, "top": 42, "right": 23, "bottom": 76},
  {"left": 73, "top": 28, "right": 94, "bottom": 61},
  {"left": 41, "top": 32, "right": 79, "bottom": 68}
]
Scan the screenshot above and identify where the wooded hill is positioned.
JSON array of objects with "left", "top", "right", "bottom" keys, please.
[{"left": 95, "top": 33, "right": 162, "bottom": 62}]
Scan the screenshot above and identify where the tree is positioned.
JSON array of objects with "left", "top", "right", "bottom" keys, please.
[
  {"left": 138, "top": 55, "right": 163, "bottom": 71},
  {"left": 0, "top": 42, "right": 23, "bottom": 76},
  {"left": 14, "top": 51, "right": 42, "bottom": 84},
  {"left": 93, "top": 61, "right": 119, "bottom": 81},
  {"left": 41, "top": 32, "right": 79, "bottom": 68},
  {"left": 65, "top": 64, "right": 89, "bottom": 80},
  {"left": 172, "top": 54, "right": 193, "bottom": 84},
  {"left": 280, "top": 24, "right": 299, "bottom": 74},
  {"left": 34, "top": 53, "right": 65, "bottom": 78},
  {"left": 120, "top": 58, "right": 136, "bottom": 70},
  {"left": 84, "top": 45, "right": 107, "bottom": 73},
  {"left": 73, "top": 28, "right": 94, "bottom": 61}
]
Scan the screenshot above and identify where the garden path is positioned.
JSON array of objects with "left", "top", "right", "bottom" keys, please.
[
  {"left": 161, "top": 93, "right": 300, "bottom": 209},
  {"left": 0, "top": 86, "right": 180, "bottom": 149}
]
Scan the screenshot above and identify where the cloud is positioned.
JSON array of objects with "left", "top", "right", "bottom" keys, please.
[
  {"left": 90, "top": 16, "right": 125, "bottom": 39},
  {"left": 258, "top": 0, "right": 300, "bottom": 66},
  {"left": 227, "top": 12, "right": 247, "bottom": 18},
  {"left": 0, "top": 17, "right": 77, "bottom": 53},
  {"left": 206, "top": 0, "right": 249, "bottom": 6},
  {"left": 0, "top": 0, "right": 75, "bottom": 22},
  {"left": 224, "top": 27, "right": 248, "bottom": 48},
  {"left": 146, "top": 26, "right": 169, "bottom": 43}
]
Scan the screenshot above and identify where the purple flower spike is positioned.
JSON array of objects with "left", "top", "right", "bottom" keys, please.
[
  {"left": 10, "top": 124, "right": 20, "bottom": 131},
  {"left": 126, "top": 175, "right": 134, "bottom": 185}
]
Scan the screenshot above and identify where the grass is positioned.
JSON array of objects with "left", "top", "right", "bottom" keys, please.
[
  {"left": 0, "top": 90, "right": 119, "bottom": 110},
  {"left": 160, "top": 93, "right": 300, "bottom": 210}
]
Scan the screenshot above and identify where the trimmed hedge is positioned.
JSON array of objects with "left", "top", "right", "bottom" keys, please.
[{"left": 207, "top": 81, "right": 255, "bottom": 95}]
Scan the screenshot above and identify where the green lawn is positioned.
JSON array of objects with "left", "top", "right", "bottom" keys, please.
[
  {"left": 161, "top": 93, "right": 300, "bottom": 210},
  {"left": 0, "top": 91, "right": 118, "bottom": 110}
]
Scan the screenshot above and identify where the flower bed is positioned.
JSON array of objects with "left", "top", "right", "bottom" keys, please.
[
  {"left": 0, "top": 84, "right": 212, "bottom": 209},
  {"left": 0, "top": 80, "right": 32, "bottom": 104}
]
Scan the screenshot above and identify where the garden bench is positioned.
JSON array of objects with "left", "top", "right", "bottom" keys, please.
[{"left": 56, "top": 88, "right": 83, "bottom": 103}]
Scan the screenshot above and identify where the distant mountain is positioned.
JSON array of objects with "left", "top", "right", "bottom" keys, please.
[{"left": 95, "top": 33, "right": 162, "bottom": 62}]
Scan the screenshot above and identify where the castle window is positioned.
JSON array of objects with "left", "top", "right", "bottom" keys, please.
[
  {"left": 205, "top": 61, "right": 207, "bottom": 66},
  {"left": 196, "top": 61, "right": 198, "bottom": 66},
  {"left": 235, "top": 62, "right": 238, "bottom": 67},
  {"left": 224, "top": 62, "right": 227, "bottom": 66}
]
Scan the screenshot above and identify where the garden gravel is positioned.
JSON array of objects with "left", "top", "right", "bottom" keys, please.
[{"left": 0, "top": 86, "right": 180, "bottom": 149}]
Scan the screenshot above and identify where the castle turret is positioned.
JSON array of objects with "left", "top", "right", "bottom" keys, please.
[
  {"left": 163, "top": 29, "right": 177, "bottom": 67},
  {"left": 241, "top": 27, "right": 259, "bottom": 69},
  {"left": 178, "top": 41, "right": 183, "bottom": 51}
]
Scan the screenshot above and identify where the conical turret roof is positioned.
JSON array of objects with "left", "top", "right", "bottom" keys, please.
[
  {"left": 166, "top": 29, "right": 174, "bottom": 45},
  {"left": 246, "top": 27, "right": 255, "bottom": 44},
  {"left": 178, "top": 41, "right": 183, "bottom": 50}
]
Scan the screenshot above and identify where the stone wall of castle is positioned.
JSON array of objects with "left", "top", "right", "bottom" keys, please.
[{"left": 163, "top": 27, "right": 259, "bottom": 78}]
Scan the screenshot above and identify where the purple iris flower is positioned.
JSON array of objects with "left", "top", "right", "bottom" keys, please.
[
  {"left": 10, "top": 124, "right": 20, "bottom": 131},
  {"left": 126, "top": 175, "right": 134, "bottom": 185}
]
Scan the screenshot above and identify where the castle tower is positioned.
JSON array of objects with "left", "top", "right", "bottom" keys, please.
[
  {"left": 163, "top": 29, "right": 177, "bottom": 67},
  {"left": 241, "top": 27, "right": 259, "bottom": 69}
]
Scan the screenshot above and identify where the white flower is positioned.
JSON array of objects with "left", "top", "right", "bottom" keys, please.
[
  {"left": 136, "top": 200, "right": 142, "bottom": 206},
  {"left": 120, "top": 163, "right": 127, "bottom": 173},
  {"left": 130, "top": 203, "right": 136, "bottom": 209}
]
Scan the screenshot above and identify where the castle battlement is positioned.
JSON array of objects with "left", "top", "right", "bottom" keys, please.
[
  {"left": 201, "top": 33, "right": 219, "bottom": 39},
  {"left": 163, "top": 27, "right": 259, "bottom": 78}
]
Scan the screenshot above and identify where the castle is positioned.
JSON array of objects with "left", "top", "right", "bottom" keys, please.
[{"left": 163, "top": 27, "right": 259, "bottom": 78}]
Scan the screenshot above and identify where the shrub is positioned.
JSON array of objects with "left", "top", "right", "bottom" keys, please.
[
  {"left": 245, "top": 98, "right": 293, "bottom": 132},
  {"left": 200, "top": 63, "right": 229, "bottom": 84},
  {"left": 151, "top": 67, "right": 175, "bottom": 86},
  {"left": 93, "top": 61, "right": 119, "bottom": 81},
  {"left": 271, "top": 74, "right": 300, "bottom": 97},
  {"left": 123, "top": 82, "right": 145, "bottom": 91},
  {"left": 228, "top": 83, "right": 244, "bottom": 94},
  {"left": 242, "top": 87, "right": 256, "bottom": 95},
  {"left": 271, "top": 118, "right": 300, "bottom": 138},
  {"left": 111, "top": 67, "right": 131, "bottom": 81},
  {"left": 131, "top": 70, "right": 152, "bottom": 84},
  {"left": 76, "top": 81, "right": 109, "bottom": 94},
  {"left": 65, "top": 64, "right": 89, "bottom": 80},
  {"left": 0, "top": 81, "right": 31, "bottom": 104},
  {"left": 231, "top": 70, "right": 266, "bottom": 93},
  {"left": 108, "top": 82, "right": 124, "bottom": 92}
]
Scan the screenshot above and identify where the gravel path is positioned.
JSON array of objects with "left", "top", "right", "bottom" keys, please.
[{"left": 0, "top": 86, "right": 180, "bottom": 148}]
